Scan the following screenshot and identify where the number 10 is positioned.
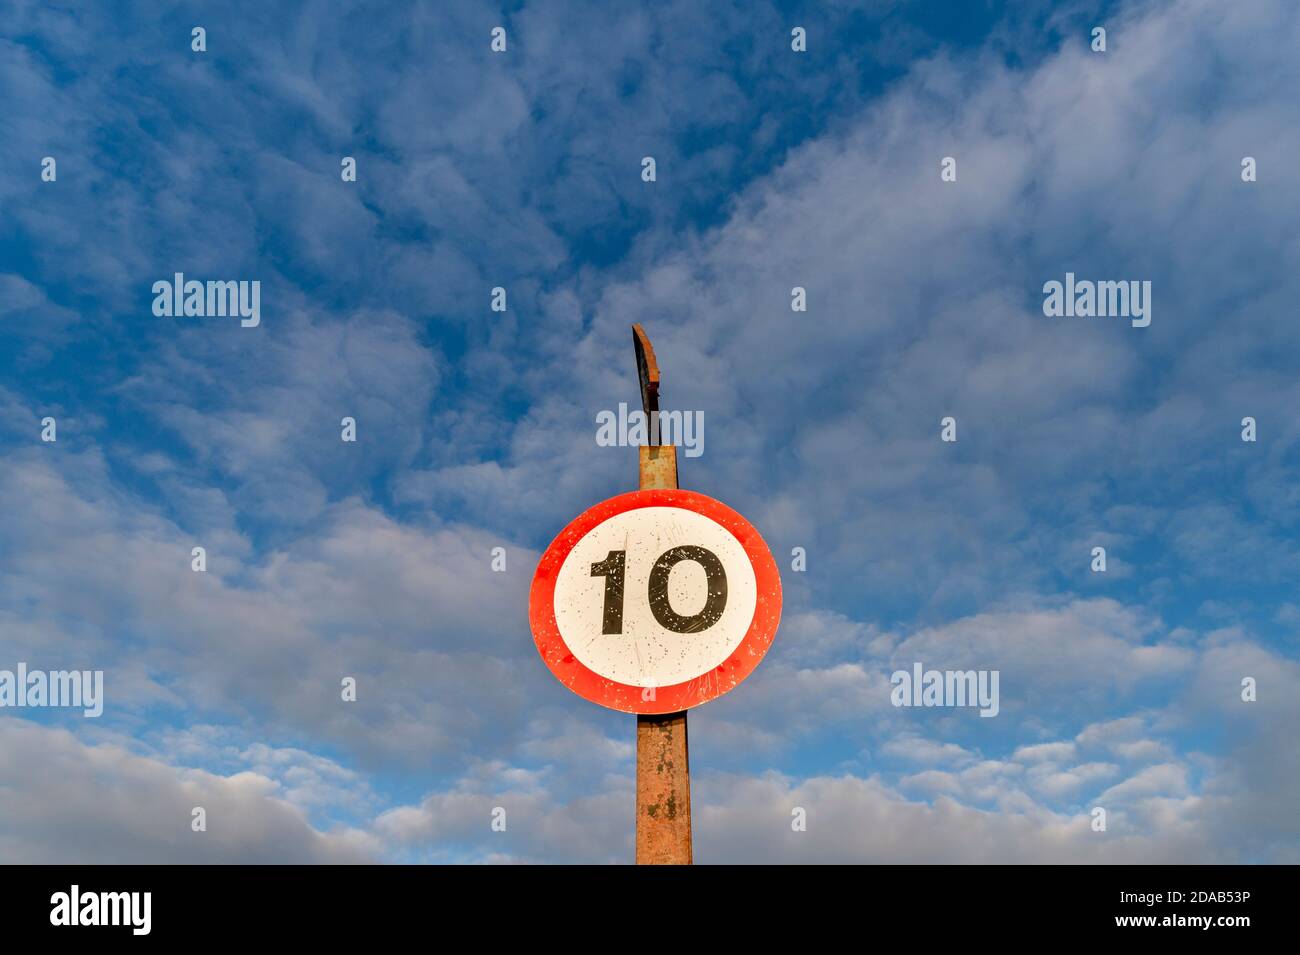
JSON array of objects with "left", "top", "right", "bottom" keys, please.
[{"left": 590, "top": 547, "right": 729, "bottom": 635}]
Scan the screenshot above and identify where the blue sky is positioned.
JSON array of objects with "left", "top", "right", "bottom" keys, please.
[{"left": 1, "top": 0, "right": 1298, "bottom": 862}]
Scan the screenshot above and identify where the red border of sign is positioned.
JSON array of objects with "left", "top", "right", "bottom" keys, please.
[{"left": 529, "top": 488, "right": 782, "bottom": 714}]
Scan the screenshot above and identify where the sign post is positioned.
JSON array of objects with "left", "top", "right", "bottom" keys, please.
[
  {"left": 632, "top": 325, "right": 691, "bottom": 864},
  {"left": 528, "top": 325, "right": 782, "bottom": 865}
]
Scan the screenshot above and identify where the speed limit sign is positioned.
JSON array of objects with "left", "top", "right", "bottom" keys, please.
[{"left": 529, "top": 488, "right": 782, "bottom": 714}]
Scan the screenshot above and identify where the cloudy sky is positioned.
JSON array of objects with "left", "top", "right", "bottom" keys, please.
[{"left": 1, "top": 0, "right": 1298, "bottom": 863}]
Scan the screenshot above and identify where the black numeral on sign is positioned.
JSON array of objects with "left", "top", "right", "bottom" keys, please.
[
  {"left": 648, "top": 545, "right": 728, "bottom": 633},
  {"left": 591, "top": 545, "right": 728, "bottom": 635},
  {"left": 590, "top": 550, "right": 626, "bottom": 634}
]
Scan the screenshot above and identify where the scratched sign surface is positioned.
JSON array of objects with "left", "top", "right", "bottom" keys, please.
[{"left": 530, "top": 489, "right": 781, "bottom": 714}]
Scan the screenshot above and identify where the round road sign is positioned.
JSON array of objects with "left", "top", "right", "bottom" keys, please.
[{"left": 529, "top": 488, "right": 782, "bottom": 714}]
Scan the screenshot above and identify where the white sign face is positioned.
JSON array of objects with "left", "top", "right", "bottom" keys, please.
[
  {"left": 552, "top": 507, "right": 758, "bottom": 688},
  {"left": 531, "top": 488, "right": 781, "bottom": 713}
]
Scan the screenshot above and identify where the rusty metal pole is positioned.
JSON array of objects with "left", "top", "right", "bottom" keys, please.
[{"left": 632, "top": 325, "right": 693, "bottom": 865}]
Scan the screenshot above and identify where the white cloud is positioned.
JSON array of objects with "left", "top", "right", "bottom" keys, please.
[{"left": 0, "top": 720, "right": 376, "bottom": 863}]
